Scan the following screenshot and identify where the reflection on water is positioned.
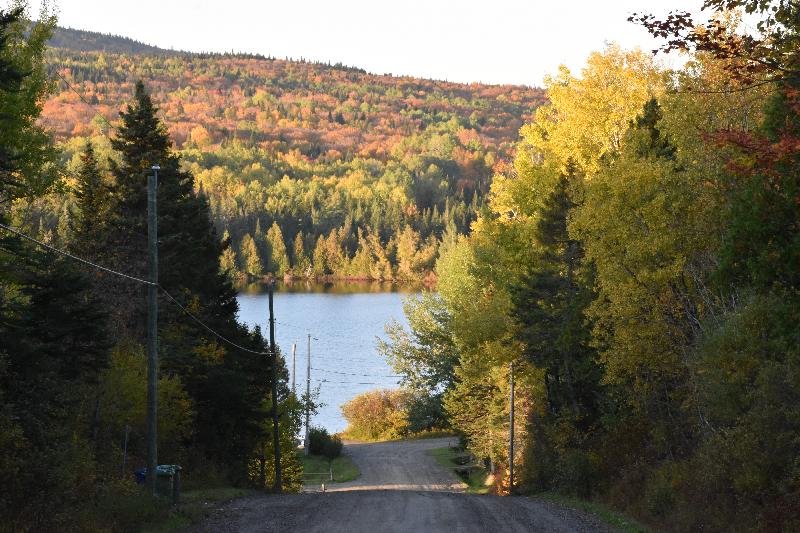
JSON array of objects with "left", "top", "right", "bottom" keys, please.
[
  {"left": 240, "top": 279, "right": 424, "bottom": 295},
  {"left": 236, "top": 282, "right": 418, "bottom": 433}
]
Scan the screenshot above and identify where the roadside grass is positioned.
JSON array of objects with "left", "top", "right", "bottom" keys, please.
[
  {"left": 300, "top": 451, "right": 360, "bottom": 483},
  {"left": 534, "top": 492, "right": 650, "bottom": 533},
  {"left": 426, "top": 445, "right": 647, "bottom": 532},
  {"left": 142, "top": 487, "right": 255, "bottom": 533},
  {"left": 427, "top": 446, "right": 490, "bottom": 494}
]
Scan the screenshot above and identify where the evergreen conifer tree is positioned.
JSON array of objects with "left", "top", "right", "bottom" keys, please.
[
  {"left": 266, "top": 222, "right": 289, "bottom": 274},
  {"left": 100, "top": 81, "right": 275, "bottom": 475},
  {"left": 291, "top": 232, "right": 309, "bottom": 275},
  {"left": 511, "top": 165, "right": 602, "bottom": 494},
  {"left": 69, "top": 141, "right": 109, "bottom": 257}
]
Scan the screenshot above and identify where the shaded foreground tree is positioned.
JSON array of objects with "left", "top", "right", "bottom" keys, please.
[
  {"left": 0, "top": 6, "right": 112, "bottom": 529},
  {"left": 1, "top": 6, "right": 298, "bottom": 529}
]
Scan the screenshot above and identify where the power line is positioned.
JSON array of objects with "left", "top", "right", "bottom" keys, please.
[
  {"left": 275, "top": 319, "right": 389, "bottom": 345},
  {"left": 275, "top": 320, "right": 320, "bottom": 340},
  {"left": 46, "top": 60, "right": 117, "bottom": 133},
  {"left": 0, "top": 221, "right": 154, "bottom": 286},
  {"left": 159, "top": 288, "right": 269, "bottom": 356},
  {"left": 0, "top": 221, "right": 271, "bottom": 357},
  {"left": 0, "top": 221, "right": 393, "bottom": 362},
  {"left": 314, "top": 378, "right": 383, "bottom": 386},
  {"left": 312, "top": 367, "right": 401, "bottom": 379}
]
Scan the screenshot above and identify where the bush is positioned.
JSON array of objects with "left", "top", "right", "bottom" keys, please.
[
  {"left": 308, "top": 427, "right": 343, "bottom": 460},
  {"left": 323, "top": 434, "right": 343, "bottom": 460},
  {"left": 341, "top": 389, "right": 410, "bottom": 441}
]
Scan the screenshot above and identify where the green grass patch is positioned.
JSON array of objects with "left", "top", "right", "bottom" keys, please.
[
  {"left": 535, "top": 492, "right": 650, "bottom": 533},
  {"left": 299, "top": 451, "right": 360, "bottom": 483},
  {"left": 427, "top": 446, "right": 490, "bottom": 494},
  {"left": 142, "top": 486, "right": 256, "bottom": 533}
]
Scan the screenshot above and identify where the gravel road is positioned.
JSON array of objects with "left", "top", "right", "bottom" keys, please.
[
  {"left": 326, "top": 437, "right": 465, "bottom": 492},
  {"left": 194, "top": 438, "right": 611, "bottom": 532}
]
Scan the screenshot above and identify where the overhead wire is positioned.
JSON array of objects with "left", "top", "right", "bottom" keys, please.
[
  {"left": 22, "top": 62, "right": 402, "bottom": 368},
  {"left": 158, "top": 289, "right": 270, "bottom": 356},
  {"left": 314, "top": 378, "right": 382, "bottom": 386},
  {"left": 312, "top": 367, "right": 401, "bottom": 379},
  {"left": 0, "top": 221, "right": 271, "bottom": 357},
  {"left": 45, "top": 59, "right": 117, "bottom": 134},
  {"left": 0, "top": 221, "right": 154, "bottom": 286}
]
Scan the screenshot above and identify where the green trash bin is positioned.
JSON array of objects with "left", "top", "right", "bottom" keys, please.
[{"left": 154, "top": 464, "right": 182, "bottom": 503}]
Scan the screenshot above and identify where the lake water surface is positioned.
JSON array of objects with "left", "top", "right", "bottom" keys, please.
[{"left": 236, "top": 282, "right": 415, "bottom": 433}]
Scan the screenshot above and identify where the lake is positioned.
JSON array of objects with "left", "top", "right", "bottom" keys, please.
[{"left": 236, "top": 281, "right": 416, "bottom": 433}]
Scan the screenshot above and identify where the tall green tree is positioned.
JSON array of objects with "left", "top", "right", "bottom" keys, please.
[
  {"left": 291, "top": 232, "right": 309, "bottom": 275},
  {"left": 0, "top": 6, "right": 56, "bottom": 210},
  {"left": 265, "top": 221, "right": 289, "bottom": 274},
  {"left": 68, "top": 141, "right": 109, "bottom": 257},
  {"left": 0, "top": 7, "right": 111, "bottom": 529},
  {"left": 512, "top": 165, "right": 602, "bottom": 495},
  {"left": 240, "top": 233, "right": 262, "bottom": 276},
  {"left": 100, "top": 81, "right": 278, "bottom": 478}
]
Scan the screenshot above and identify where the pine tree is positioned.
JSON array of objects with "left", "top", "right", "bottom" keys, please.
[
  {"left": 312, "top": 235, "right": 327, "bottom": 276},
  {"left": 0, "top": 8, "right": 112, "bottom": 526},
  {"left": 69, "top": 141, "right": 109, "bottom": 257},
  {"left": 240, "top": 233, "right": 263, "bottom": 276},
  {"left": 291, "top": 232, "right": 309, "bottom": 276},
  {"left": 265, "top": 222, "right": 289, "bottom": 274},
  {"left": 512, "top": 165, "right": 602, "bottom": 494},
  {"left": 99, "top": 82, "right": 277, "bottom": 477}
]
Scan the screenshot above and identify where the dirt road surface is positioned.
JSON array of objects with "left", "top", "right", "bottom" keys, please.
[
  {"left": 327, "top": 437, "right": 465, "bottom": 492},
  {"left": 194, "top": 438, "right": 611, "bottom": 532}
]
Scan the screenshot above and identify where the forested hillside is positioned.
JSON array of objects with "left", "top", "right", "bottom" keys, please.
[
  {"left": 383, "top": 3, "right": 800, "bottom": 531},
  {"left": 33, "top": 28, "right": 544, "bottom": 283}
]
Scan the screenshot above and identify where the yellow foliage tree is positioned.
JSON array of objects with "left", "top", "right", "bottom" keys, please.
[{"left": 519, "top": 44, "right": 663, "bottom": 179}]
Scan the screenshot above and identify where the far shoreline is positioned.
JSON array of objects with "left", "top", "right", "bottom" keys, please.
[{"left": 235, "top": 273, "right": 437, "bottom": 294}]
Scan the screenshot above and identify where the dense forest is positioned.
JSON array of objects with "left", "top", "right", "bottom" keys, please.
[
  {"left": 0, "top": 8, "right": 306, "bottom": 530},
  {"left": 383, "top": 2, "right": 800, "bottom": 531},
  {"left": 3, "top": 0, "right": 800, "bottom": 531},
  {"left": 27, "top": 29, "right": 543, "bottom": 283}
]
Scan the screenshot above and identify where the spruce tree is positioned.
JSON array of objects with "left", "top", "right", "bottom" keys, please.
[
  {"left": 69, "top": 141, "right": 109, "bottom": 257},
  {"left": 266, "top": 222, "right": 289, "bottom": 274},
  {"left": 511, "top": 165, "right": 602, "bottom": 494},
  {"left": 219, "top": 229, "right": 238, "bottom": 275},
  {"left": 101, "top": 82, "right": 275, "bottom": 475},
  {"left": 291, "top": 232, "right": 309, "bottom": 276},
  {"left": 240, "top": 233, "right": 262, "bottom": 276}
]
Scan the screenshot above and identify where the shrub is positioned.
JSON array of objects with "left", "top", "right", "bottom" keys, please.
[
  {"left": 341, "top": 389, "right": 410, "bottom": 441},
  {"left": 323, "top": 434, "right": 343, "bottom": 460},
  {"left": 308, "top": 427, "right": 342, "bottom": 459}
]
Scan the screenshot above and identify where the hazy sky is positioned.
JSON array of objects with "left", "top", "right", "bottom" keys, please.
[{"left": 21, "top": 0, "right": 707, "bottom": 86}]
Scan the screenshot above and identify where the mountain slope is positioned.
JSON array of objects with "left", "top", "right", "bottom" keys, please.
[
  {"left": 48, "top": 26, "right": 179, "bottom": 56},
  {"left": 38, "top": 27, "right": 545, "bottom": 282}
]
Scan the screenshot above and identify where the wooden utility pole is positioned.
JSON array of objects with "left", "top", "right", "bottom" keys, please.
[
  {"left": 509, "top": 360, "right": 515, "bottom": 495},
  {"left": 146, "top": 164, "right": 159, "bottom": 495},
  {"left": 268, "top": 281, "right": 282, "bottom": 492},
  {"left": 304, "top": 333, "right": 311, "bottom": 455}
]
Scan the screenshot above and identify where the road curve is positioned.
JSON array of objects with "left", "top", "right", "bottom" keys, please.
[
  {"left": 326, "top": 437, "right": 466, "bottom": 492},
  {"left": 193, "top": 438, "right": 611, "bottom": 533}
]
